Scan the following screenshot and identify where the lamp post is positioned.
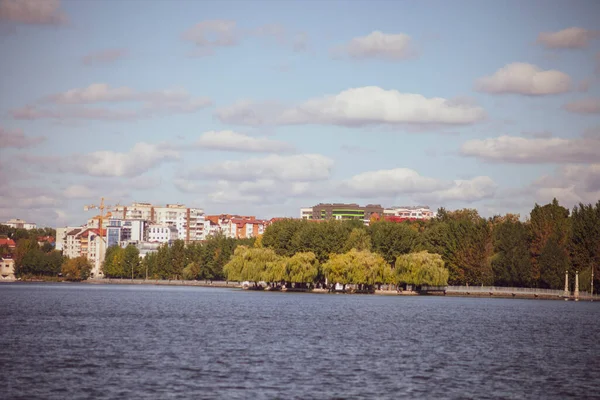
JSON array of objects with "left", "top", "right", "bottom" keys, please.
[
  {"left": 564, "top": 270, "right": 569, "bottom": 300},
  {"left": 575, "top": 270, "right": 579, "bottom": 302}
]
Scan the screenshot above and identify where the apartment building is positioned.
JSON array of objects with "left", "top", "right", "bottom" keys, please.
[
  {"left": 64, "top": 228, "right": 105, "bottom": 278},
  {"left": 4, "top": 218, "right": 37, "bottom": 230},
  {"left": 300, "top": 207, "right": 313, "bottom": 220},
  {"left": 147, "top": 224, "right": 178, "bottom": 244},
  {"left": 307, "top": 203, "right": 384, "bottom": 223},
  {"left": 205, "top": 214, "right": 263, "bottom": 239},
  {"left": 106, "top": 219, "right": 147, "bottom": 247},
  {"left": 112, "top": 202, "right": 205, "bottom": 242}
]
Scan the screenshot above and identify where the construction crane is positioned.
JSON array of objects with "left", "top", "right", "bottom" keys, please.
[{"left": 84, "top": 197, "right": 120, "bottom": 237}]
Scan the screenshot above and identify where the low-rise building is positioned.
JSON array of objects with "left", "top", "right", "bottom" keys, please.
[
  {"left": 4, "top": 218, "right": 37, "bottom": 230},
  {"left": 147, "top": 224, "right": 178, "bottom": 244},
  {"left": 0, "top": 238, "right": 17, "bottom": 250},
  {"left": 383, "top": 206, "right": 435, "bottom": 220},
  {"left": 0, "top": 257, "right": 15, "bottom": 280},
  {"left": 306, "top": 203, "right": 384, "bottom": 224}
]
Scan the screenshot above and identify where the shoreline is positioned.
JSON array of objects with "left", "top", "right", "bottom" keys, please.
[{"left": 3, "top": 278, "right": 596, "bottom": 301}]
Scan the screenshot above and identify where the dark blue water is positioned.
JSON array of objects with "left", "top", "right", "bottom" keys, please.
[{"left": 1, "top": 283, "right": 599, "bottom": 399}]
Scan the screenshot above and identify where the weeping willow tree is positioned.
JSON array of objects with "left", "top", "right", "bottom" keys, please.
[
  {"left": 395, "top": 251, "right": 449, "bottom": 288},
  {"left": 223, "top": 246, "right": 281, "bottom": 283},
  {"left": 286, "top": 252, "right": 320, "bottom": 285},
  {"left": 322, "top": 249, "right": 392, "bottom": 290}
]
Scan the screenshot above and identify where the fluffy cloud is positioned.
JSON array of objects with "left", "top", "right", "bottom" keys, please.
[
  {"left": 189, "top": 154, "right": 333, "bottom": 182},
  {"left": 82, "top": 49, "right": 128, "bottom": 66},
  {"left": 340, "top": 168, "right": 446, "bottom": 197},
  {"left": 22, "top": 142, "right": 179, "bottom": 178},
  {"left": 194, "top": 130, "right": 294, "bottom": 153},
  {"left": 0, "top": 127, "right": 45, "bottom": 148},
  {"left": 12, "top": 83, "right": 212, "bottom": 120},
  {"left": 475, "top": 63, "right": 571, "bottom": 95},
  {"left": 0, "top": 0, "right": 67, "bottom": 25},
  {"left": 78, "top": 143, "right": 179, "bottom": 177},
  {"left": 533, "top": 164, "right": 600, "bottom": 206},
  {"left": 339, "top": 168, "right": 496, "bottom": 203},
  {"left": 461, "top": 135, "right": 600, "bottom": 164},
  {"left": 216, "top": 86, "right": 486, "bottom": 127},
  {"left": 536, "top": 27, "right": 599, "bottom": 49},
  {"left": 334, "top": 31, "right": 416, "bottom": 60},
  {"left": 562, "top": 98, "right": 600, "bottom": 114}
]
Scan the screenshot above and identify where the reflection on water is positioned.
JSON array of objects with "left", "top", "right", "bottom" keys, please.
[{"left": 1, "top": 283, "right": 598, "bottom": 399}]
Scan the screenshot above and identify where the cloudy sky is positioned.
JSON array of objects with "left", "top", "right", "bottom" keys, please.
[{"left": 1, "top": 0, "right": 600, "bottom": 228}]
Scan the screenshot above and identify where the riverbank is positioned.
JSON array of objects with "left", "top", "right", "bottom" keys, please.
[{"left": 3, "top": 279, "right": 597, "bottom": 301}]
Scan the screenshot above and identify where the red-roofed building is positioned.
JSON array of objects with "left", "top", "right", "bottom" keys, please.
[{"left": 0, "top": 238, "right": 16, "bottom": 249}]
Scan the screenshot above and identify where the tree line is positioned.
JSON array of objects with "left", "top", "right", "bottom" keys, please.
[
  {"left": 102, "top": 234, "right": 255, "bottom": 280},
  {"left": 257, "top": 199, "right": 599, "bottom": 291}
]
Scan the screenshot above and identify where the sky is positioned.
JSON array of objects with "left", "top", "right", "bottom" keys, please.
[{"left": 1, "top": 0, "right": 600, "bottom": 228}]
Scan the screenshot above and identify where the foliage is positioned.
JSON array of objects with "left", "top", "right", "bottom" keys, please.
[
  {"left": 0, "top": 224, "right": 56, "bottom": 241},
  {"left": 369, "top": 221, "right": 418, "bottom": 265},
  {"left": 13, "top": 239, "right": 62, "bottom": 277},
  {"left": 322, "top": 249, "right": 391, "bottom": 287},
  {"left": 342, "top": 228, "right": 371, "bottom": 252},
  {"left": 61, "top": 256, "right": 92, "bottom": 281},
  {"left": 570, "top": 202, "right": 600, "bottom": 291},
  {"left": 223, "top": 246, "right": 281, "bottom": 282},
  {"left": 491, "top": 219, "right": 532, "bottom": 287},
  {"left": 395, "top": 251, "right": 449, "bottom": 287},
  {"left": 286, "top": 252, "right": 320, "bottom": 283}
]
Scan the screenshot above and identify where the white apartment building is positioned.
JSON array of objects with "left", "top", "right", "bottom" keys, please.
[
  {"left": 203, "top": 220, "right": 222, "bottom": 238},
  {"left": 55, "top": 226, "right": 80, "bottom": 252},
  {"left": 300, "top": 207, "right": 313, "bottom": 220},
  {"left": 148, "top": 224, "right": 178, "bottom": 244},
  {"left": 112, "top": 202, "right": 205, "bottom": 241},
  {"left": 4, "top": 218, "right": 37, "bottom": 230},
  {"left": 64, "top": 228, "right": 106, "bottom": 278},
  {"left": 383, "top": 206, "right": 435, "bottom": 219}
]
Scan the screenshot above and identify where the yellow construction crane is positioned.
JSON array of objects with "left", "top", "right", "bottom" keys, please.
[{"left": 84, "top": 197, "right": 120, "bottom": 236}]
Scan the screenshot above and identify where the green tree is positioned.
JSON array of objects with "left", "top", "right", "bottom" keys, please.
[
  {"left": 103, "top": 245, "right": 126, "bottom": 278},
  {"left": 223, "top": 246, "right": 281, "bottom": 283},
  {"left": 182, "top": 262, "right": 201, "bottom": 280},
  {"left": 529, "top": 199, "right": 571, "bottom": 286},
  {"left": 395, "top": 251, "right": 449, "bottom": 288},
  {"left": 342, "top": 228, "right": 371, "bottom": 252},
  {"left": 570, "top": 202, "right": 600, "bottom": 291},
  {"left": 539, "top": 235, "right": 570, "bottom": 289},
  {"left": 322, "top": 249, "right": 391, "bottom": 290},
  {"left": 491, "top": 218, "right": 532, "bottom": 287},
  {"left": 370, "top": 221, "right": 418, "bottom": 265},
  {"left": 123, "top": 244, "right": 141, "bottom": 279},
  {"left": 286, "top": 252, "right": 320, "bottom": 284}
]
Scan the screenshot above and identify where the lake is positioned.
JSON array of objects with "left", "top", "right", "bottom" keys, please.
[{"left": 1, "top": 283, "right": 599, "bottom": 399}]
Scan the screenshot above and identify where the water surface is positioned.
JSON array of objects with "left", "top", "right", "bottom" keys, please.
[{"left": 1, "top": 283, "right": 598, "bottom": 399}]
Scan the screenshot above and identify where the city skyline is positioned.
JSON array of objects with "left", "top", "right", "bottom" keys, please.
[{"left": 1, "top": 0, "right": 600, "bottom": 228}]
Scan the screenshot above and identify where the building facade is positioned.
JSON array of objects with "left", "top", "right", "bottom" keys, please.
[
  {"left": 112, "top": 202, "right": 205, "bottom": 242},
  {"left": 383, "top": 206, "right": 435, "bottom": 219},
  {"left": 308, "top": 203, "right": 384, "bottom": 224},
  {"left": 147, "top": 224, "right": 178, "bottom": 244},
  {"left": 4, "top": 218, "right": 37, "bottom": 230},
  {"left": 0, "top": 257, "right": 15, "bottom": 280}
]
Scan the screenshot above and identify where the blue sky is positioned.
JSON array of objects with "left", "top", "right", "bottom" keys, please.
[{"left": 1, "top": 0, "right": 599, "bottom": 228}]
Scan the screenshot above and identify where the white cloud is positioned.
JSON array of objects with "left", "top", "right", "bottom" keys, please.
[
  {"left": 475, "top": 63, "right": 571, "bottom": 95},
  {"left": 216, "top": 86, "right": 486, "bottom": 127},
  {"left": 427, "top": 176, "right": 497, "bottom": 203},
  {"left": 0, "top": 127, "right": 45, "bottom": 148},
  {"left": 339, "top": 168, "right": 496, "bottom": 203},
  {"left": 335, "top": 31, "right": 415, "bottom": 60},
  {"left": 461, "top": 135, "right": 600, "bottom": 164},
  {"left": 190, "top": 154, "right": 333, "bottom": 182},
  {"left": 82, "top": 49, "right": 128, "bottom": 66},
  {"left": 194, "top": 130, "right": 294, "bottom": 153},
  {"left": 340, "top": 168, "right": 447, "bottom": 197},
  {"left": 12, "top": 84, "right": 212, "bottom": 121},
  {"left": 536, "top": 27, "right": 599, "bottom": 49},
  {"left": 563, "top": 98, "right": 600, "bottom": 114},
  {"left": 0, "top": 0, "right": 68, "bottom": 25},
  {"left": 78, "top": 142, "right": 179, "bottom": 177}
]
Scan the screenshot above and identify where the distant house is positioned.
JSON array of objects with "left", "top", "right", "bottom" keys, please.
[
  {"left": 0, "top": 238, "right": 17, "bottom": 250},
  {"left": 0, "top": 257, "right": 15, "bottom": 280}
]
